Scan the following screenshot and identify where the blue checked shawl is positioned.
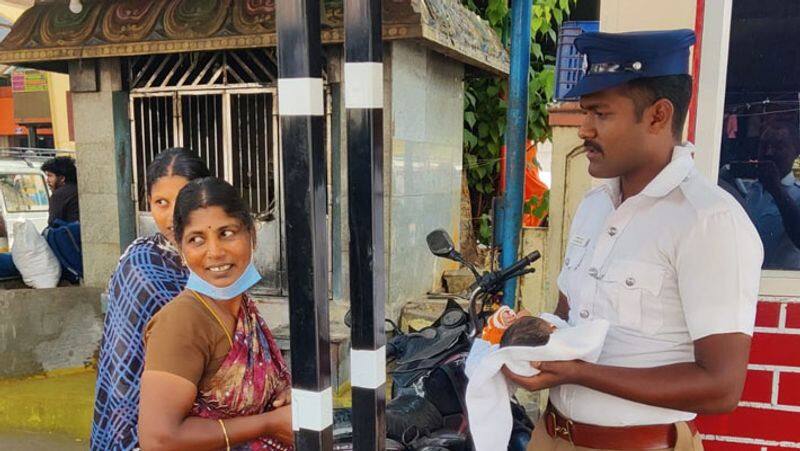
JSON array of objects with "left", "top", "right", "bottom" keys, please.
[{"left": 90, "top": 234, "right": 188, "bottom": 451}]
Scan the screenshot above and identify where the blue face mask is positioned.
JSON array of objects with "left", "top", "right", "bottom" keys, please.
[{"left": 185, "top": 260, "right": 262, "bottom": 301}]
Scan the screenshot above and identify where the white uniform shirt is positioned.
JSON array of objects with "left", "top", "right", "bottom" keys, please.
[{"left": 550, "top": 143, "right": 764, "bottom": 426}]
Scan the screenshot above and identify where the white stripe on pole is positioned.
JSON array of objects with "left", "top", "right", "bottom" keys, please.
[
  {"left": 291, "top": 387, "right": 334, "bottom": 431},
  {"left": 350, "top": 346, "right": 387, "bottom": 389},
  {"left": 277, "top": 77, "right": 325, "bottom": 116},
  {"left": 344, "top": 62, "right": 384, "bottom": 109}
]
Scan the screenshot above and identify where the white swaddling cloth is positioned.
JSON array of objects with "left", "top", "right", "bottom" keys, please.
[{"left": 464, "top": 314, "right": 609, "bottom": 451}]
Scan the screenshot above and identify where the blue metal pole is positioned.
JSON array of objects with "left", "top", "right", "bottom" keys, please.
[{"left": 501, "top": 0, "right": 532, "bottom": 307}]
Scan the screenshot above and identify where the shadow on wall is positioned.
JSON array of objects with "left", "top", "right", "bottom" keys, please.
[{"left": 0, "top": 287, "right": 103, "bottom": 379}]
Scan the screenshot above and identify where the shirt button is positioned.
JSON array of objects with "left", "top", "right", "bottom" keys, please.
[
  {"left": 588, "top": 267, "right": 598, "bottom": 278},
  {"left": 580, "top": 309, "right": 590, "bottom": 319},
  {"left": 608, "top": 226, "right": 618, "bottom": 236},
  {"left": 625, "top": 277, "right": 636, "bottom": 287},
  {"left": 564, "top": 258, "right": 570, "bottom": 266}
]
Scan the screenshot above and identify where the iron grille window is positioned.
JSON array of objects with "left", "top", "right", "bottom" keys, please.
[
  {"left": 231, "top": 93, "right": 274, "bottom": 217},
  {"left": 181, "top": 94, "right": 225, "bottom": 180},
  {"left": 126, "top": 49, "right": 279, "bottom": 216},
  {"left": 131, "top": 94, "right": 176, "bottom": 211},
  {"left": 126, "top": 49, "right": 278, "bottom": 91}
]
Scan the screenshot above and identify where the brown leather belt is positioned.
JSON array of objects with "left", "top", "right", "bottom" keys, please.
[{"left": 543, "top": 403, "right": 698, "bottom": 450}]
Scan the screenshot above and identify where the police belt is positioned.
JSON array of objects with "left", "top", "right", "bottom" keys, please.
[{"left": 544, "top": 403, "right": 698, "bottom": 449}]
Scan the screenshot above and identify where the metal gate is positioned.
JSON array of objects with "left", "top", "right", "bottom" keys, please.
[{"left": 127, "top": 49, "right": 286, "bottom": 294}]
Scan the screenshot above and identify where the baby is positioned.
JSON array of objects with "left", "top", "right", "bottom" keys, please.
[
  {"left": 480, "top": 306, "right": 556, "bottom": 348},
  {"left": 499, "top": 315, "right": 557, "bottom": 348}
]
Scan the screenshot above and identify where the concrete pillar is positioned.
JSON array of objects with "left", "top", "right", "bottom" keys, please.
[
  {"left": 599, "top": 0, "right": 695, "bottom": 32},
  {"left": 45, "top": 72, "right": 75, "bottom": 150},
  {"left": 69, "top": 58, "right": 135, "bottom": 288},
  {"left": 544, "top": 103, "right": 592, "bottom": 312},
  {"left": 386, "top": 41, "right": 464, "bottom": 318}
]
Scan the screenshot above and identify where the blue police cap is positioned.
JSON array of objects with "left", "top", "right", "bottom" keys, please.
[{"left": 565, "top": 29, "right": 696, "bottom": 98}]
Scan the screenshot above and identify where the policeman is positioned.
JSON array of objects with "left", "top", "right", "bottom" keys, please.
[{"left": 503, "top": 30, "right": 763, "bottom": 450}]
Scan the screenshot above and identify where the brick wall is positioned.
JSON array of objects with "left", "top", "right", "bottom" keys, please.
[{"left": 697, "top": 297, "right": 800, "bottom": 450}]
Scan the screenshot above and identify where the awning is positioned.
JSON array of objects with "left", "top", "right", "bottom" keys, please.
[{"left": 0, "top": 0, "right": 508, "bottom": 75}]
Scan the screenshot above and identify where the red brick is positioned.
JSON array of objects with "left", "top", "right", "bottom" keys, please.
[
  {"left": 697, "top": 407, "right": 800, "bottom": 442},
  {"left": 778, "top": 372, "right": 800, "bottom": 406},
  {"left": 749, "top": 333, "right": 800, "bottom": 367},
  {"left": 755, "top": 302, "right": 781, "bottom": 328},
  {"left": 701, "top": 441, "right": 762, "bottom": 451},
  {"left": 786, "top": 304, "right": 800, "bottom": 329},
  {"left": 740, "top": 370, "right": 773, "bottom": 403}
]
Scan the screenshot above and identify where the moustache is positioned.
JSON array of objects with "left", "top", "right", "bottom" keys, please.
[{"left": 569, "top": 141, "right": 604, "bottom": 155}]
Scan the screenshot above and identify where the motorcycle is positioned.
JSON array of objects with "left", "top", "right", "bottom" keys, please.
[{"left": 334, "top": 229, "right": 541, "bottom": 451}]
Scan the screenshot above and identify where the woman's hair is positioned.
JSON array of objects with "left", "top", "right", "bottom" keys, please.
[
  {"left": 173, "top": 177, "right": 254, "bottom": 243},
  {"left": 146, "top": 147, "right": 211, "bottom": 196}
]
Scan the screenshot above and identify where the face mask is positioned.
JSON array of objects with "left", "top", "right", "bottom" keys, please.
[{"left": 185, "top": 260, "right": 262, "bottom": 300}]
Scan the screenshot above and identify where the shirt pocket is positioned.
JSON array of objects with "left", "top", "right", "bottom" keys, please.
[
  {"left": 563, "top": 242, "right": 588, "bottom": 270},
  {"left": 604, "top": 260, "right": 666, "bottom": 333}
]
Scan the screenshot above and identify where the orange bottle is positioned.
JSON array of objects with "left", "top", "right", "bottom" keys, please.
[{"left": 481, "top": 306, "right": 518, "bottom": 345}]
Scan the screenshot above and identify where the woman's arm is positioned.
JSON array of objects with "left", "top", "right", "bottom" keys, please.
[{"left": 138, "top": 371, "right": 293, "bottom": 451}]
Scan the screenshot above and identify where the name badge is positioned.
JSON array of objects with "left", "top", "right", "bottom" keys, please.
[{"left": 570, "top": 235, "right": 590, "bottom": 248}]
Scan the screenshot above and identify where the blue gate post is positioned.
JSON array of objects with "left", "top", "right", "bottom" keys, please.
[{"left": 501, "top": 0, "right": 533, "bottom": 307}]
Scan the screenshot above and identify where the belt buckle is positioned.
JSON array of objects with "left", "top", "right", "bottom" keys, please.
[{"left": 549, "top": 411, "right": 575, "bottom": 445}]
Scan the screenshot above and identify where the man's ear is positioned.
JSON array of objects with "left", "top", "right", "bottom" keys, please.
[{"left": 646, "top": 98, "right": 674, "bottom": 136}]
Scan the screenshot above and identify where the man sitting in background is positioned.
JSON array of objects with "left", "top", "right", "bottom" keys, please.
[
  {"left": 41, "top": 156, "right": 80, "bottom": 226},
  {"left": 741, "top": 121, "right": 800, "bottom": 269}
]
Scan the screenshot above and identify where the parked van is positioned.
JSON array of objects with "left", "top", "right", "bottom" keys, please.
[{"left": 0, "top": 148, "right": 73, "bottom": 252}]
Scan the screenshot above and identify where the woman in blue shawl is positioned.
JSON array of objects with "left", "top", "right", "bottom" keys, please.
[{"left": 91, "top": 148, "right": 210, "bottom": 450}]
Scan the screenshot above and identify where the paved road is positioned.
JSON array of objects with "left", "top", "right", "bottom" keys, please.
[{"left": 0, "top": 432, "right": 86, "bottom": 450}]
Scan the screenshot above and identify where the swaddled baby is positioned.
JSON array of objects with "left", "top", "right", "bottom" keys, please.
[
  {"left": 480, "top": 306, "right": 556, "bottom": 347},
  {"left": 467, "top": 308, "right": 609, "bottom": 451},
  {"left": 499, "top": 315, "right": 557, "bottom": 348}
]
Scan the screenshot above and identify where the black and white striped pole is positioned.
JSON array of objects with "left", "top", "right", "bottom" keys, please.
[
  {"left": 344, "top": 0, "right": 386, "bottom": 448},
  {"left": 276, "top": 0, "right": 333, "bottom": 449}
]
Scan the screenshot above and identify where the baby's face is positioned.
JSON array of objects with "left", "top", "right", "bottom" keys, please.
[{"left": 499, "top": 316, "right": 556, "bottom": 348}]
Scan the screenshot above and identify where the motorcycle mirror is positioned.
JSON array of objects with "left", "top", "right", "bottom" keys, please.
[
  {"left": 344, "top": 309, "right": 351, "bottom": 328},
  {"left": 426, "top": 229, "right": 456, "bottom": 259}
]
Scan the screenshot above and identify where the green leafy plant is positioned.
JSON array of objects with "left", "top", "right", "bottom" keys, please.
[
  {"left": 463, "top": 0, "right": 573, "bottom": 243},
  {"left": 524, "top": 189, "right": 550, "bottom": 222}
]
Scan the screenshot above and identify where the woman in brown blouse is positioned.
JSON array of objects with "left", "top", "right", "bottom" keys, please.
[{"left": 138, "top": 177, "right": 293, "bottom": 451}]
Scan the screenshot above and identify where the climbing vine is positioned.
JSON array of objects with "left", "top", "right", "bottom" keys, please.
[{"left": 463, "top": 0, "right": 574, "bottom": 243}]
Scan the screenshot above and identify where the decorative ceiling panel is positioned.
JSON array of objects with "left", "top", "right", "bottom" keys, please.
[{"left": 0, "top": 0, "right": 508, "bottom": 75}]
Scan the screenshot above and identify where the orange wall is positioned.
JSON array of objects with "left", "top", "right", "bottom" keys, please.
[
  {"left": 0, "top": 86, "right": 53, "bottom": 137},
  {"left": 0, "top": 87, "right": 21, "bottom": 136}
]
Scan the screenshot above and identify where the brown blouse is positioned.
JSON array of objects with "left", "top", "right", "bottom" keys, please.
[{"left": 143, "top": 290, "right": 235, "bottom": 391}]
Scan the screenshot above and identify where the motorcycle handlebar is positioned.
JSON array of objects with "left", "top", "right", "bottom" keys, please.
[
  {"left": 493, "top": 250, "right": 541, "bottom": 286},
  {"left": 468, "top": 250, "right": 541, "bottom": 336}
]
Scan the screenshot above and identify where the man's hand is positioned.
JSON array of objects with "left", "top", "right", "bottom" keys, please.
[
  {"left": 501, "top": 360, "right": 586, "bottom": 392},
  {"left": 502, "top": 334, "right": 752, "bottom": 414}
]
